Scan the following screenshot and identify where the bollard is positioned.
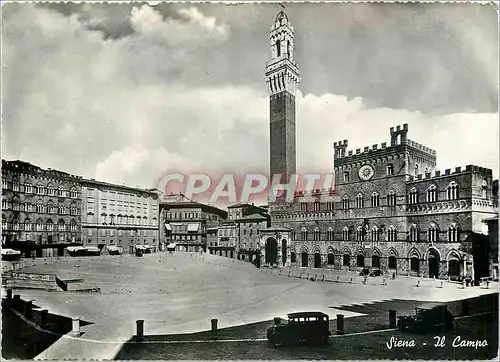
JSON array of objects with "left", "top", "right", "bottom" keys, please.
[
  {"left": 415, "top": 280, "right": 420, "bottom": 287},
  {"left": 211, "top": 318, "right": 218, "bottom": 339},
  {"left": 136, "top": 320, "right": 144, "bottom": 341},
  {"left": 24, "top": 300, "right": 33, "bottom": 319},
  {"left": 336, "top": 314, "right": 345, "bottom": 335},
  {"left": 389, "top": 310, "right": 397, "bottom": 328},
  {"left": 382, "top": 278, "right": 387, "bottom": 286},
  {"left": 322, "top": 274, "right": 325, "bottom": 282},
  {"left": 288, "top": 271, "right": 291, "bottom": 277},
  {"left": 439, "top": 281, "right": 443, "bottom": 288},
  {"left": 13, "top": 294, "right": 20, "bottom": 309},
  {"left": 363, "top": 276, "right": 367, "bottom": 285},
  {"left": 337, "top": 276, "right": 340, "bottom": 283},
  {"left": 6, "top": 289, "right": 12, "bottom": 300},
  {"left": 350, "top": 277, "right": 353, "bottom": 284},
  {"left": 461, "top": 300, "right": 469, "bottom": 316},
  {"left": 71, "top": 317, "right": 81, "bottom": 337},
  {"left": 40, "top": 309, "right": 48, "bottom": 328}
]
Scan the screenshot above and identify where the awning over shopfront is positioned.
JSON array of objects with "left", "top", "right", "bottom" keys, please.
[
  {"left": 85, "top": 246, "right": 100, "bottom": 253},
  {"left": 1, "top": 248, "right": 21, "bottom": 256},
  {"left": 187, "top": 223, "right": 200, "bottom": 232},
  {"left": 67, "top": 246, "right": 86, "bottom": 253}
]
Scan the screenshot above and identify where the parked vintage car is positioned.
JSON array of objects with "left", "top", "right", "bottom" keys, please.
[
  {"left": 266, "top": 312, "right": 330, "bottom": 347},
  {"left": 369, "top": 269, "right": 382, "bottom": 277},
  {"left": 397, "top": 303, "right": 455, "bottom": 334},
  {"left": 359, "top": 268, "right": 370, "bottom": 276}
]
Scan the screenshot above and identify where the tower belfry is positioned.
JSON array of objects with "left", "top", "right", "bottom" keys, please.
[{"left": 266, "top": 6, "right": 300, "bottom": 185}]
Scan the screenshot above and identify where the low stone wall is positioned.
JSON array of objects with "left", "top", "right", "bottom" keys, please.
[{"left": 3, "top": 272, "right": 60, "bottom": 291}]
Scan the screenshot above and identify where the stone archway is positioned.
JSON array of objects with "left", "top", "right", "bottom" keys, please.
[
  {"left": 314, "top": 252, "right": 321, "bottom": 268},
  {"left": 265, "top": 237, "right": 278, "bottom": 265},
  {"left": 301, "top": 251, "right": 308, "bottom": 267},
  {"left": 428, "top": 248, "right": 440, "bottom": 278}
]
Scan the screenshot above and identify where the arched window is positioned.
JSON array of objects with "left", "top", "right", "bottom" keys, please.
[
  {"left": 371, "top": 226, "right": 379, "bottom": 242},
  {"left": 342, "top": 227, "right": 349, "bottom": 241},
  {"left": 24, "top": 181, "right": 33, "bottom": 194},
  {"left": 356, "top": 226, "right": 365, "bottom": 241},
  {"left": 387, "top": 190, "right": 397, "bottom": 206},
  {"left": 70, "top": 219, "right": 77, "bottom": 232},
  {"left": 36, "top": 184, "right": 45, "bottom": 194},
  {"left": 387, "top": 164, "right": 394, "bottom": 176},
  {"left": 356, "top": 193, "right": 364, "bottom": 208},
  {"left": 342, "top": 195, "right": 350, "bottom": 210},
  {"left": 57, "top": 219, "right": 66, "bottom": 232},
  {"left": 46, "top": 219, "right": 54, "bottom": 232},
  {"left": 409, "top": 187, "right": 418, "bottom": 204},
  {"left": 276, "top": 40, "right": 281, "bottom": 57},
  {"left": 301, "top": 227, "right": 307, "bottom": 241},
  {"left": 415, "top": 164, "right": 419, "bottom": 175},
  {"left": 24, "top": 218, "right": 32, "bottom": 231},
  {"left": 427, "top": 185, "right": 438, "bottom": 202},
  {"left": 409, "top": 224, "right": 418, "bottom": 242},
  {"left": 371, "top": 192, "right": 380, "bottom": 207},
  {"left": 313, "top": 228, "right": 320, "bottom": 241},
  {"left": 447, "top": 181, "right": 459, "bottom": 200},
  {"left": 291, "top": 230, "right": 296, "bottom": 241},
  {"left": 481, "top": 180, "right": 488, "bottom": 198},
  {"left": 448, "top": 223, "right": 460, "bottom": 242},
  {"left": 287, "top": 40, "right": 291, "bottom": 58},
  {"left": 36, "top": 219, "right": 44, "bottom": 231},
  {"left": 36, "top": 203, "right": 44, "bottom": 213},
  {"left": 313, "top": 199, "right": 321, "bottom": 211},
  {"left": 387, "top": 225, "right": 397, "bottom": 242},
  {"left": 428, "top": 223, "right": 439, "bottom": 242},
  {"left": 327, "top": 227, "right": 334, "bottom": 241},
  {"left": 343, "top": 171, "right": 350, "bottom": 183}
]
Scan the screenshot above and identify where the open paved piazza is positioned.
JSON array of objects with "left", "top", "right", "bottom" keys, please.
[{"left": 6, "top": 252, "right": 497, "bottom": 360}]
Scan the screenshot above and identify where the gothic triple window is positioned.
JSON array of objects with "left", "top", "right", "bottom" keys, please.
[
  {"left": 301, "top": 228, "right": 307, "bottom": 240},
  {"left": 448, "top": 223, "right": 460, "bottom": 242},
  {"left": 356, "top": 226, "right": 365, "bottom": 241},
  {"left": 371, "top": 192, "right": 380, "bottom": 207},
  {"left": 409, "top": 188, "right": 418, "bottom": 204},
  {"left": 342, "top": 196, "right": 350, "bottom": 210},
  {"left": 428, "top": 223, "right": 439, "bottom": 242},
  {"left": 343, "top": 171, "right": 350, "bottom": 183},
  {"left": 427, "top": 185, "right": 438, "bottom": 202},
  {"left": 387, "top": 190, "right": 397, "bottom": 206},
  {"left": 447, "top": 181, "right": 459, "bottom": 200},
  {"left": 327, "top": 227, "right": 334, "bottom": 241},
  {"left": 313, "top": 228, "right": 320, "bottom": 241},
  {"left": 371, "top": 226, "right": 379, "bottom": 242},
  {"left": 409, "top": 224, "right": 418, "bottom": 242},
  {"left": 387, "top": 225, "right": 397, "bottom": 241},
  {"left": 356, "top": 193, "right": 364, "bottom": 208},
  {"left": 387, "top": 164, "right": 394, "bottom": 176}
]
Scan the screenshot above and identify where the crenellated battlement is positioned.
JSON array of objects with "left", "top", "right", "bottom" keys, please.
[
  {"left": 333, "top": 123, "right": 438, "bottom": 161},
  {"left": 406, "top": 164, "right": 493, "bottom": 182},
  {"left": 406, "top": 139, "right": 436, "bottom": 156}
]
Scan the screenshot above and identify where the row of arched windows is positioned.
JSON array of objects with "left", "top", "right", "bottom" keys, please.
[
  {"left": 408, "top": 182, "right": 462, "bottom": 204},
  {"left": 3, "top": 180, "right": 78, "bottom": 198},
  {"left": 343, "top": 191, "right": 397, "bottom": 210},
  {"left": 2, "top": 198, "right": 79, "bottom": 215},
  {"left": 1, "top": 217, "right": 78, "bottom": 232},
  {"left": 291, "top": 223, "right": 460, "bottom": 242},
  {"left": 87, "top": 213, "right": 156, "bottom": 226},
  {"left": 408, "top": 223, "right": 460, "bottom": 242}
]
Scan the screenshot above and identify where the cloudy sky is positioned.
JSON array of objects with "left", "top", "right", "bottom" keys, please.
[{"left": 2, "top": 1, "right": 499, "bottom": 190}]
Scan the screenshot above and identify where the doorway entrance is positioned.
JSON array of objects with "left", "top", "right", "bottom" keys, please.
[
  {"left": 265, "top": 237, "right": 278, "bottom": 265},
  {"left": 428, "top": 249, "right": 440, "bottom": 278},
  {"left": 314, "top": 253, "right": 321, "bottom": 268}
]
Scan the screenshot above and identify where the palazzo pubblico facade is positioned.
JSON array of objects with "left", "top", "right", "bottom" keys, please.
[{"left": 260, "top": 9, "right": 498, "bottom": 280}]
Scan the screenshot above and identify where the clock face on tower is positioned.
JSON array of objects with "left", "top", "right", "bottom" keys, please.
[{"left": 358, "top": 164, "right": 375, "bottom": 181}]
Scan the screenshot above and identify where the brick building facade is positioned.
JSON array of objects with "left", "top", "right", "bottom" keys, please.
[
  {"left": 160, "top": 194, "right": 227, "bottom": 252},
  {"left": 1, "top": 160, "right": 82, "bottom": 257},
  {"left": 259, "top": 9, "right": 498, "bottom": 281}
]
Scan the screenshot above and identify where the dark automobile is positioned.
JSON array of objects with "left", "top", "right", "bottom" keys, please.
[
  {"left": 369, "top": 269, "right": 382, "bottom": 277},
  {"left": 266, "top": 312, "right": 330, "bottom": 347},
  {"left": 359, "top": 268, "right": 370, "bottom": 276},
  {"left": 397, "top": 303, "right": 455, "bottom": 334}
]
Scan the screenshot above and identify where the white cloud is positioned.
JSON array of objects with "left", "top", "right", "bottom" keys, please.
[{"left": 2, "top": 3, "right": 498, "bottom": 193}]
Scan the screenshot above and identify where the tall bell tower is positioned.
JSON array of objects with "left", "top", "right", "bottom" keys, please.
[{"left": 266, "top": 6, "right": 300, "bottom": 185}]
